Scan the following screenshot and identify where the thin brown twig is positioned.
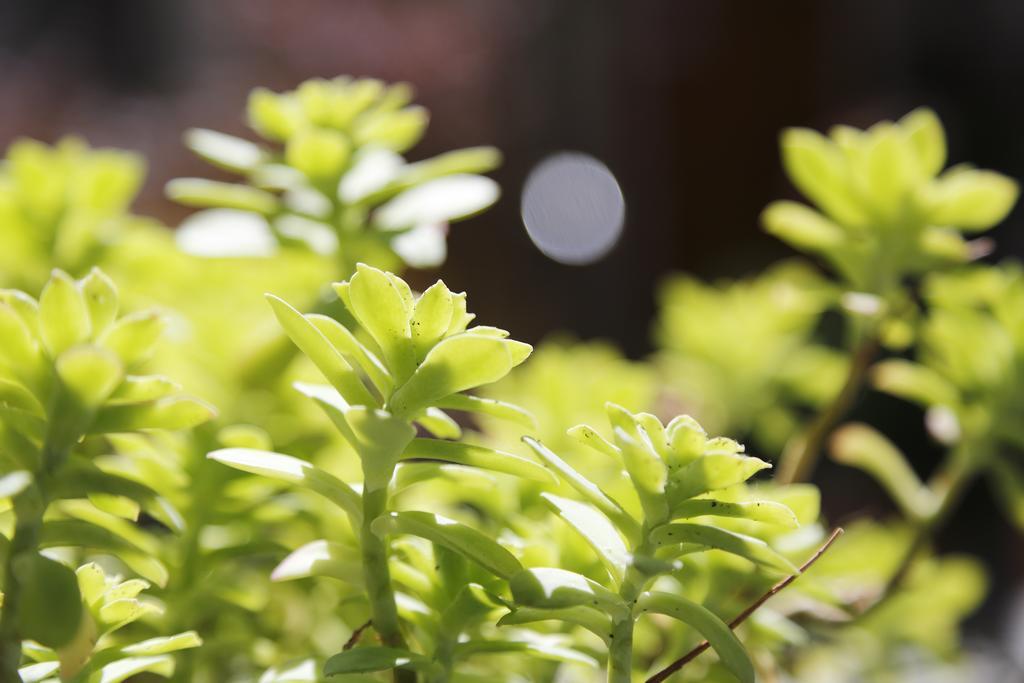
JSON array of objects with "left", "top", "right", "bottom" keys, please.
[
  {"left": 343, "top": 620, "right": 373, "bottom": 651},
  {"left": 646, "top": 528, "right": 845, "bottom": 683}
]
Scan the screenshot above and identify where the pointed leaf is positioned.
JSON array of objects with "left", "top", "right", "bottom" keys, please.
[
  {"left": 671, "top": 499, "right": 799, "bottom": 528},
  {"left": 650, "top": 523, "right": 797, "bottom": 573},
  {"left": 509, "top": 567, "right": 626, "bottom": 620},
  {"left": 637, "top": 591, "right": 754, "bottom": 683},
  {"left": 541, "top": 493, "right": 630, "bottom": 584},
  {"left": 372, "top": 511, "right": 522, "bottom": 580},
  {"left": 389, "top": 333, "right": 531, "bottom": 419},
  {"left": 208, "top": 448, "right": 362, "bottom": 525},
  {"left": 402, "top": 438, "right": 554, "bottom": 483},
  {"left": 271, "top": 539, "right": 363, "bottom": 584},
  {"left": 323, "top": 647, "right": 431, "bottom": 676},
  {"left": 267, "top": 294, "right": 377, "bottom": 407}
]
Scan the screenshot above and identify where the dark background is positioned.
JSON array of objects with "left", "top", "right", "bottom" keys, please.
[{"left": 2, "top": 0, "right": 1023, "bottom": 653}]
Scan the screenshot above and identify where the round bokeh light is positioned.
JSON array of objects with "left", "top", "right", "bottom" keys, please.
[{"left": 520, "top": 152, "right": 625, "bottom": 265}]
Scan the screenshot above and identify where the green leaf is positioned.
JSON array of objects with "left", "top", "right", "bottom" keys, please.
[
  {"left": 352, "top": 106, "right": 428, "bottom": 152},
  {"left": 305, "top": 314, "right": 392, "bottom": 396},
  {"left": 930, "top": 169, "right": 1018, "bottom": 230},
  {"left": 56, "top": 345, "right": 123, "bottom": 406},
  {"left": 109, "top": 375, "right": 181, "bottom": 404},
  {"left": 451, "top": 639, "right": 597, "bottom": 667},
  {"left": 436, "top": 393, "right": 536, "bottom": 429},
  {"left": 39, "top": 269, "right": 91, "bottom": 357},
  {"left": 372, "top": 511, "right": 522, "bottom": 580},
  {"left": 375, "top": 174, "right": 499, "bottom": 230},
  {"left": 18, "top": 662, "right": 60, "bottom": 683},
  {"left": 338, "top": 147, "right": 404, "bottom": 203},
  {"left": 762, "top": 201, "right": 845, "bottom": 252},
  {"left": 14, "top": 553, "right": 83, "bottom": 648},
  {"left": 671, "top": 499, "right": 799, "bottom": 528},
  {"left": 99, "top": 311, "right": 164, "bottom": 366},
  {"left": 541, "top": 493, "right": 630, "bottom": 584},
  {"left": 266, "top": 294, "right": 377, "bottom": 407},
  {"left": 0, "top": 302, "right": 41, "bottom": 376},
  {"left": 830, "top": 423, "right": 936, "bottom": 520},
  {"left": 175, "top": 209, "right": 278, "bottom": 257},
  {"left": 121, "top": 631, "right": 203, "bottom": 656},
  {"left": 91, "top": 396, "right": 216, "bottom": 433},
  {"left": 0, "top": 470, "right": 32, "bottom": 498},
  {"left": 93, "top": 655, "right": 175, "bottom": 683},
  {"left": 899, "top": 108, "right": 946, "bottom": 177},
  {"left": 401, "top": 438, "right": 554, "bottom": 483},
  {"left": 51, "top": 458, "right": 158, "bottom": 503},
  {"left": 670, "top": 454, "right": 771, "bottom": 503},
  {"left": 345, "top": 264, "right": 414, "bottom": 378},
  {"left": 400, "top": 146, "right": 502, "bottom": 186},
  {"left": 208, "top": 448, "right": 362, "bottom": 525},
  {"left": 323, "top": 647, "right": 431, "bottom": 676},
  {"left": 248, "top": 87, "right": 303, "bottom": 141},
  {"left": 615, "top": 426, "right": 669, "bottom": 523},
  {"left": 286, "top": 129, "right": 351, "bottom": 182},
  {"left": 637, "top": 591, "right": 754, "bottom": 683},
  {"left": 780, "top": 127, "right": 863, "bottom": 225},
  {"left": 523, "top": 436, "right": 638, "bottom": 540},
  {"left": 415, "top": 406, "right": 462, "bottom": 439},
  {"left": 80, "top": 268, "right": 119, "bottom": 335},
  {"left": 410, "top": 281, "right": 454, "bottom": 360},
  {"left": 271, "top": 539, "right": 363, "bottom": 585},
  {"left": 871, "top": 359, "right": 959, "bottom": 407},
  {"left": 185, "top": 127, "right": 266, "bottom": 172},
  {"left": 509, "top": 567, "right": 626, "bottom": 619},
  {"left": 497, "top": 606, "right": 612, "bottom": 643},
  {"left": 650, "top": 523, "right": 797, "bottom": 573},
  {"left": 166, "top": 178, "right": 278, "bottom": 214},
  {"left": 389, "top": 333, "right": 531, "bottom": 418}
]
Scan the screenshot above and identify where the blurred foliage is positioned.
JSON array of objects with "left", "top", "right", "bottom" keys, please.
[
  {"left": 169, "top": 76, "right": 502, "bottom": 274},
  {"left": 653, "top": 261, "right": 844, "bottom": 453}
]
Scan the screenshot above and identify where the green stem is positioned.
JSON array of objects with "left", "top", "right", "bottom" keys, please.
[
  {"left": 777, "top": 335, "right": 878, "bottom": 484},
  {"left": 360, "top": 487, "right": 415, "bottom": 683},
  {"left": 0, "top": 438, "right": 67, "bottom": 682},
  {"left": 608, "top": 547, "right": 653, "bottom": 683}
]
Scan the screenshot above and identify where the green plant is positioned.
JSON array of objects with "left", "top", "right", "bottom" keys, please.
[
  {"left": 168, "top": 77, "right": 502, "bottom": 274},
  {"left": 0, "top": 268, "right": 213, "bottom": 680},
  {"left": 1, "top": 82, "right": 1021, "bottom": 683}
]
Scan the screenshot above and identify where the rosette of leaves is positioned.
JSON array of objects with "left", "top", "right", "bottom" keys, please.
[
  {"left": 208, "top": 264, "right": 548, "bottom": 681},
  {"left": 0, "top": 268, "right": 215, "bottom": 679},
  {"left": 865, "top": 263, "right": 1024, "bottom": 527},
  {"left": 654, "top": 262, "right": 844, "bottom": 452},
  {"left": 512, "top": 404, "right": 802, "bottom": 683},
  {"left": 168, "top": 76, "right": 502, "bottom": 272},
  {"left": 0, "top": 138, "right": 149, "bottom": 291},
  {"left": 16, "top": 562, "right": 201, "bottom": 683},
  {"left": 762, "top": 108, "right": 1019, "bottom": 298}
]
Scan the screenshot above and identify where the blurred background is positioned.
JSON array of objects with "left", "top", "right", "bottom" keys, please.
[{"left": 2, "top": 0, "right": 1023, "bottom": 656}]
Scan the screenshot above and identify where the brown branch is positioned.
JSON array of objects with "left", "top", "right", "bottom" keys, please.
[
  {"left": 777, "top": 337, "right": 878, "bottom": 484},
  {"left": 343, "top": 620, "right": 373, "bottom": 651},
  {"left": 647, "top": 528, "right": 844, "bottom": 683}
]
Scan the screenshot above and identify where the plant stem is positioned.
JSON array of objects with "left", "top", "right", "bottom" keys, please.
[
  {"left": 360, "top": 486, "right": 415, "bottom": 683},
  {"left": 647, "top": 528, "right": 844, "bottom": 683},
  {"left": 0, "top": 488, "right": 44, "bottom": 682},
  {"left": 777, "top": 336, "right": 878, "bottom": 484},
  {"left": 608, "top": 545, "right": 654, "bottom": 683}
]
